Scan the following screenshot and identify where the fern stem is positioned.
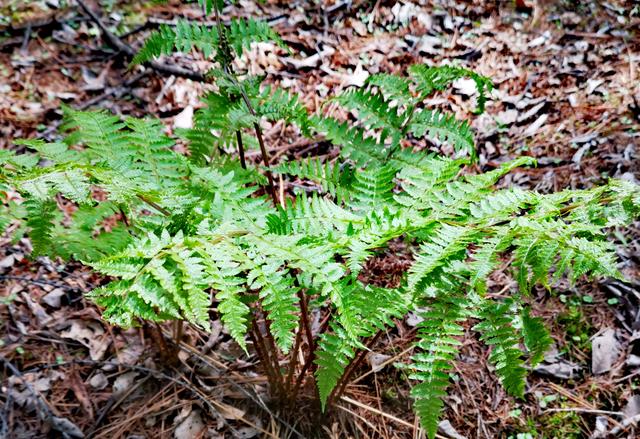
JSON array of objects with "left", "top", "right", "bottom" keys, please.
[
  {"left": 289, "top": 290, "right": 320, "bottom": 402},
  {"left": 259, "top": 305, "right": 284, "bottom": 379},
  {"left": 136, "top": 194, "right": 170, "bottom": 216},
  {"left": 284, "top": 317, "right": 304, "bottom": 393},
  {"left": 173, "top": 320, "right": 183, "bottom": 344},
  {"left": 235, "top": 130, "right": 247, "bottom": 169},
  {"left": 210, "top": 0, "right": 277, "bottom": 205},
  {"left": 250, "top": 319, "right": 280, "bottom": 395},
  {"left": 252, "top": 308, "right": 285, "bottom": 398},
  {"left": 328, "top": 330, "right": 384, "bottom": 407}
]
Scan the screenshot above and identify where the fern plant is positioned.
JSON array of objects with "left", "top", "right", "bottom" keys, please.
[{"left": 2, "top": 1, "right": 639, "bottom": 436}]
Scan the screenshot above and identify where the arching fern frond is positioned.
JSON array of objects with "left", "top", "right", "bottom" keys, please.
[
  {"left": 409, "top": 64, "right": 493, "bottom": 113},
  {"left": 475, "top": 299, "right": 527, "bottom": 398},
  {"left": 407, "top": 109, "right": 475, "bottom": 158},
  {"left": 406, "top": 291, "right": 469, "bottom": 439}
]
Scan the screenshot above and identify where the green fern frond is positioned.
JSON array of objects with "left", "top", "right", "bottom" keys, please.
[
  {"left": 408, "top": 64, "right": 493, "bottom": 112},
  {"left": 248, "top": 263, "right": 299, "bottom": 353},
  {"left": 62, "top": 107, "right": 130, "bottom": 162},
  {"left": 257, "top": 86, "right": 311, "bottom": 134},
  {"left": 475, "top": 299, "right": 527, "bottom": 398},
  {"left": 312, "top": 116, "right": 388, "bottom": 166},
  {"left": 24, "top": 198, "right": 57, "bottom": 256},
  {"left": 132, "top": 20, "right": 219, "bottom": 64},
  {"left": 53, "top": 203, "right": 130, "bottom": 262},
  {"left": 521, "top": 306, "right": 552, "bottom": 366},
  {"left": 18, "top": 168, "right": 92, "bottom": 204},
  {"left": 316, "top": 281, "right": 411, "bottom": 409},
  {"left": 201, "top": 240, "right": 250, "bottom": 350},
  {"left": 267, "top": 194, "right": 361, "bottom": 236},
  {"left": 273, "top": 157, "right": 353, "bottom": 202},
  {"left": 408, "top": 109, "right": 475, "bottom": 158},
  {"left": 366, "top": 73, "right": 412, "bottom": 104},
  {"left": 469, "top": 230, "right": 512, "bottom": 294},
  {"left": 170, "top": 246, "right": 210, "bottom": 327},
  {"left": 408, "top": 225, "right": 475, "bottom": 293},
  {"left": 334, "top": 88, "right": 402, "bottom": 131},
  {"left": 315, "top": 324, "right": 355, "bottom": 408},
  {"left": 407, "top": 292, "right": 469, "bottom": 439},
  {"left": 228, "top": 18, "right": 286, "bottom": 57},
  {"left": 351, "top": 165, "right": 397, "bottom": 211},
  {"left": 125, "top": 117, "right": 186, "bottom": 187}
]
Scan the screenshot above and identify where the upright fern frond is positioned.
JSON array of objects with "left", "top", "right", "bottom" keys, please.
[
  {"left": 133, "top": 21, "right": 220, "bottom": 64},
  {"left": 366, "top": 73, "right": 412, "bottom": 104},
  {"left": 334, "top": 88, "right": 402, "bottom": 131},
  {"left": 228, "top": 18, "right": 286, "bottom": 56},
  {"left": 312, "top": 116, "right": 388, "bottom": 166}
]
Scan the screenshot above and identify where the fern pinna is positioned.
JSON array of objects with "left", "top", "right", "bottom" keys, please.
[{"left": 2, "top": 3, "right": 639, "bottom": 436}]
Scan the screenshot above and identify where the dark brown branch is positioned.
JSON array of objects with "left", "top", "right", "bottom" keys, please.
[{"left": 76, "top": 0, "right": 205, "bottom": 81}]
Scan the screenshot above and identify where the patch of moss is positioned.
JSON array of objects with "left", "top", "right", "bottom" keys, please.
[{"left": 557, "top": 296, "right": 592, "bottom": 354}]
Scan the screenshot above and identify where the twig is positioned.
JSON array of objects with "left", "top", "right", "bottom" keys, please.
[
  {"left": 605, "top": 413, "right": 640, "bottom": 436},
  {"left": 86, "top": 375, "right": 151, "bottom": 437},
  {"left": 542, "top": 408, "right": 624, "bottom": 417},
  {"left": 76, "top": 0, "right": 204, "bottom": 81},
  {"left": 339, "top": 396, "right": 412, "bottom": 429},
  {"left": 77, "top": 71, "right": 149, "bottom": 111},
  {"left": 20, "top": 23, "right": 31, "bottom": 56}
]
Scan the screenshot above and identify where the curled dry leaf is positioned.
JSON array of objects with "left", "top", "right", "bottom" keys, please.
[{"left": 60, "top": 320, "right": 110, "bottom": 361}]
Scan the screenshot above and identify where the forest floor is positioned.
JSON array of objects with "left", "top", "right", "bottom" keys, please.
[{"left": 1, "top": 0, "right": 640, "bottom": 438}]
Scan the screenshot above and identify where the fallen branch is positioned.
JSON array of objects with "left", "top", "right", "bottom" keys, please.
[{"left": 76, "top": 0, "right": 205, "bottom": 81}]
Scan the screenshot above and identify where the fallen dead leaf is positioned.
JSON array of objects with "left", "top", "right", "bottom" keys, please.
[
  {"left": 592, "top": 328, "right": 620, "bottom": 375},
  {"left": 60, "top": 320, "right": 110, "bottom": 361},
  {"left": 174, "top": 408, "right": 205, "bottom": 439}
]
